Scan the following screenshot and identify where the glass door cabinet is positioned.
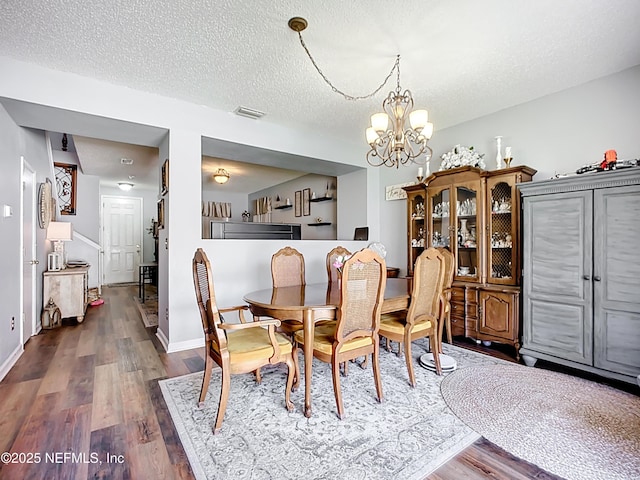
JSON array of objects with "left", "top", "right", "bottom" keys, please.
[{"left": 404, "top": 165, "right": 536, "bottom": 358}]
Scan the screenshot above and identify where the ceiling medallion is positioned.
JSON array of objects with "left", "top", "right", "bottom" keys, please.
[{"left": 289, "top": 17, "right": 433, "bottom": 168}]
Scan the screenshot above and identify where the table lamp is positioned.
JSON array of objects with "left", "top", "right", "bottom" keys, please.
[{"left": 46, "top": 221, "right": 73, "bottom": 270}]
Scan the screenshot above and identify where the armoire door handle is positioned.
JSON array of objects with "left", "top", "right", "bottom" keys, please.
[
  {"left": 593, "top": 276, "right": 601, "bottom": 282},
  {"left": 582, "top": 275, "right": 590, "bottom": 280}
]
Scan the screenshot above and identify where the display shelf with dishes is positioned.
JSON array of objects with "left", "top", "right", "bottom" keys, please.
[
  {"left": 404, "top": 165, "right": 536, "bottom": 359},
  {"left": 404, "top": 185, "right": 428, "bottom": 276}
]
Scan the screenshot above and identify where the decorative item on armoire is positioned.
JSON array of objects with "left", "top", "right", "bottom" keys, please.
[
  {"left": 494, "top": 136, "right": 503, "bottom": 170},
  {"left": 504, "top": 146, "right": 513, "bottom": 167}
]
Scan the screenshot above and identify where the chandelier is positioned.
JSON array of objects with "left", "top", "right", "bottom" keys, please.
[
  {"left": 365, "top": 58, "right": 433, "bottom": 168},
  {"left": 289, "top": 17, "right": 433, "bottom": 168},
  {"left": 213, "top": 168, "right": 230, "bottom": 184}
]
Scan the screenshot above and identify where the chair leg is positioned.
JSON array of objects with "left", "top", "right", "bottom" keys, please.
[
  {"left": 404, "top": 337, "right": 416, "bottom": 387},
  {"left": 198, "top": 355, "right": 213, "bottom": 407},
  {"left": 284, "top": 356, "right": 295, "bottom": 412},
  {"left": 430, "top": 335, "right": 443, "bottom": 376},
  {"left": 291, "top": 344, "right": 300, "bottom": 391},
  {"left": 446, "top": 313, "right": 453, "bottom": 345},
  {"left": 332, "top": 356, "right": 345, "bottom": 419},
  {"left": 385, "top": 337, "right": 391, "bottom": 351},
  {"left": 372, "top": 343, "right": 384, "bottom": 403},
  {"left": 213, "top": 368, "right": 231, "bottom": 434},
  {"left": 254, "top": 367, "right": 262, "bottom": 384},
  {"left": 360, "top": 355, "right": 368, "bottom": 369}
]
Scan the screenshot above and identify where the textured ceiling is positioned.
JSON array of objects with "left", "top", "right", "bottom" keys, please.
[{"left": 2, "top": 0, "right": 640, "bottom": 186}]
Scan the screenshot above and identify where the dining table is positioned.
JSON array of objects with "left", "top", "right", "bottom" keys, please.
[{"left": 243, "top": 277, "right": 411, "bottom": 417}]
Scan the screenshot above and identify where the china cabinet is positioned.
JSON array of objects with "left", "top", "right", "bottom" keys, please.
[
  {"left": 519, "top": 169, "right": 640, "bottom": 384},
  {"left": 405, "top": 165, "right": 536, "bottom": 356}
]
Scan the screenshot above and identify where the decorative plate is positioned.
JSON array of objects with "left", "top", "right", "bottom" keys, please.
[{"left": 38, "top": 180, "right": 52, "bottom": 229}]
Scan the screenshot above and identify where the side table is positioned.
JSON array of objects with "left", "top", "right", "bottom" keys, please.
[{"left": 138, "top": 262, "right": 158, "bottom": 303}]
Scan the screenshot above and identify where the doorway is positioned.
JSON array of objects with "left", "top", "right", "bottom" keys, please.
[
  {"left": 21, "top": 159, "right": 37, "bottom": 344},
  {"left": 102, "top": 196, "right": 143, "bottom": 284}
]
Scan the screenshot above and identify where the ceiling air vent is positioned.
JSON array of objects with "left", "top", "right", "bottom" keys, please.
[
  {"left": 120, "top": 158, "right": 134, "bottom": 165},
  {"left": 234, "top": 106, "right": 265, "bottom": 120}
]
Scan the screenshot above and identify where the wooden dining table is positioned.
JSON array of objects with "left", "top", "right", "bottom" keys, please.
[{"left": 243, "top": 277, "right": 411, "bottom": 417}]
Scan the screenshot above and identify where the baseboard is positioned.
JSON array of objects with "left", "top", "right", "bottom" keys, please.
[
  {"left": 155, "top": 328, "right": 204, "bottom": 353},
  {"left": 156, "top": 328, "right": 169, "bottom": 352},
  {"left": 0, "top": 344, "right": 24, "bottom": 381}
]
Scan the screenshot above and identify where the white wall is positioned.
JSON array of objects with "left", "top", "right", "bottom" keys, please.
[
  {"left": 0, "top": 114, "right": 54, "bottom": 375},
  {"left": 378, "top": 65, "right": 640, "bottom": 276}
]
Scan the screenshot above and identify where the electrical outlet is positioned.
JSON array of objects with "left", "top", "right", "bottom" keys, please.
[{"left": 11, "top": 316, "right": 15, "bottom": 330}]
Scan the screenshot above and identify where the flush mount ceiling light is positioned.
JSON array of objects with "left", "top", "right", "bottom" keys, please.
[
  {"left": 120, "top": 158, "right": 134, "bottom": 165},
  {"left": 118, "top": 182, "right": 134, "bottom": 191},
  {"left": 213, "top": 168, "right": 230, "bottom": 184},
  {"left": 288, "top": 17, "right": 433, "bottom": 168}
]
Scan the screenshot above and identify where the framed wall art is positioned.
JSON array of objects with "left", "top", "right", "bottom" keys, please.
[
  {"left": 161, "top": 159, "right": 169, "bottom": 195},
  {"left": 303, "top": 188, "right": 311, "bottom": 216},
  {"left": 294, "top": 190, "right": 302, "bottom": 217},
  {"left": 385, "top": 182, "right": 413, "bottom": 201},
  {"left": 53, "top": 163, "right": 77, "bottom": 215},
  {"left": 157, "top": 198, "right": 165, "bottom": 229}
]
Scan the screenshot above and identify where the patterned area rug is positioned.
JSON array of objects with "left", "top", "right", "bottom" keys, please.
[
  {"left": 133, "top": 286, "right": 158, "bottom": 327},
  {"left": 441, "top": 364, "right": 640, "bottom": 480},
  {"left": 159, "top": 343, "right": 506, "bottom": 480}
]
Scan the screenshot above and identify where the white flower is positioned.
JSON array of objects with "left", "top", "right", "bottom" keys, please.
[{"left": 439, "top": 145, "right": 485, "bottom": 171}]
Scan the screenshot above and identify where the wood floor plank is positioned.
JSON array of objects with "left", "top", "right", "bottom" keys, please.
[
  {"left": 88, "top": 423, "right": 131, "bottom": 479},
  {"left": 37, "top": 346, "right": 75, "bottom": 395},
  {"left": 59, "top": 354, "right": 96, "bottom": 410},
  {"left": 136, "top": 339, "right": 166, "bottom": 381},
  {"left": 0, "top": 379, "right": 41, "bottom": 453},
  {"left": 91, "top": 363, "right": 123, "bottom": 431}
]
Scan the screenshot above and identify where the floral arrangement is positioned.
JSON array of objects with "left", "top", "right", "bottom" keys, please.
[
  {"left": 332, "top": 254, "right": 351, "bottom": 275},
  {"left": 439, "top": 145, "right": 485, "bottom": 171}
]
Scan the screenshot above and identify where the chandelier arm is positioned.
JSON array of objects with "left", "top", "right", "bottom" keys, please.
[{"left": 296, "top": 32, "right": 400, "bottom": 101}]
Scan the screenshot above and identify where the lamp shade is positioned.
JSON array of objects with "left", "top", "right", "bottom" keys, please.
[{"left": 46, "top": 221, "right": 73, "bottom": 241}]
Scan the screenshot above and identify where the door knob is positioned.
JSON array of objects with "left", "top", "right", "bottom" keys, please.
[
  {"left": 30, "top": 259, "right": 39, "bottom": 265},
  {"left": 593, "top": 276, "right": 601, "bottom": 282},
  {"left": 582, "top": 275, "right": 590, "bottom": 280}
]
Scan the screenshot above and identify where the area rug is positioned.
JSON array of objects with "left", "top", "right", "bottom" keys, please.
[
  {"left": 441, "top": 363, "right": 640, "bottom": 480},
  {"left": 133, "top": 286, "right": 158, "bottom": 327},
  {"left": 159, "top": 342, "right": 506, "bottom": 480}
]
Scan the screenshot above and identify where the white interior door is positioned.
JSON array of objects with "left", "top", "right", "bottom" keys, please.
[
  {"left": 102, "top": 196, "right": 143, "bottom": 284},
  {"left": 22, "top": 159, "right": 37, "bottom": 343}
]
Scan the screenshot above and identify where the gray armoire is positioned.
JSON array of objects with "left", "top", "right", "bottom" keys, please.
[{"left": 519, "top": 169, "right": 640, "bottom": 385}]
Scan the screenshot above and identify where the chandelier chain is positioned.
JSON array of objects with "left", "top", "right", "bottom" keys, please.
[{"left": 296, "top": 31, "right": 399, "bottom": 101}]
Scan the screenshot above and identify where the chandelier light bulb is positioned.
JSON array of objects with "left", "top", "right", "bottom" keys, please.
[
  {"left": 409, "top": 110, "right": 429, "bottom": 131},
  {"left": 366, "top": 127, "right": 380, "bottom": 146},
  {"left": 371, "top": 113, "right": 389, "bottom": 133}
]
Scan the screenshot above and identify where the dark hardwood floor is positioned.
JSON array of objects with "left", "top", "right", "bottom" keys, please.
[{"left": 0, "top": 285, "right": 564, "bottom": 480}]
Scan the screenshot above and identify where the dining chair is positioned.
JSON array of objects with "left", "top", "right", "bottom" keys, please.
[
  {"left": 271, "top": 246, "right": 305, "bottom": 288},
  {"left": 379, "top": 247, "right": 446, "bottom": 385},
  {"left": 192, "top": 248, "right": 296, "bottom": 434},
  {"left": 326, "top": 245, "right": 351, "bottom": 283},
  {"left": 293, "top": 248, "right": 386, "bottom": 419},
  {"left": 436, "top": 247, "right": 455, "bottom": 348},
  {"left": 271, "top": 246, "right": 306, "bottom": 337}
]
